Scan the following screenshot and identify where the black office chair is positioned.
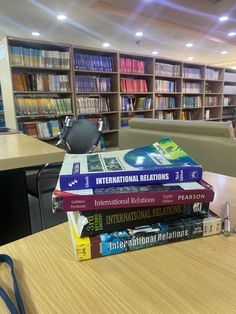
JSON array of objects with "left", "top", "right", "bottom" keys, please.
[{"left": 26, "top": 117, "right": 103, "bottom": 230}]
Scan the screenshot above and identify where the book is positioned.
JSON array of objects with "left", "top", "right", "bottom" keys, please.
[
  {"left": 59, "top": 137, "right": 202, "bottom": 190},
  {"left": 52, "top": 180, "right": 214, "bottom": 212},
  {"left": 67, "top": 202, "right": 209, "bottom": 237},
  {"left": 68, "top": 211, "right": 222, "bottom": 261}
]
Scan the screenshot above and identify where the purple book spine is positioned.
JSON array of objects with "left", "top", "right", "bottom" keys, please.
[{"left": 59, "top": 166, "right": 202, "bottom": 191}]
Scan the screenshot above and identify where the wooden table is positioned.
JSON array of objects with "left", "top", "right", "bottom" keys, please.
[
  {"left": 0, "top": 172, "right": 236, "bottom": 313},
  {"left": 0, "top": 134, "right": 65, "bottom": 244}
]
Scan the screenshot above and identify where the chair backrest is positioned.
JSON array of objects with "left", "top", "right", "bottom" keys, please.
[{"left": 57, "top": 117, "right": 103, "bottom": 154}]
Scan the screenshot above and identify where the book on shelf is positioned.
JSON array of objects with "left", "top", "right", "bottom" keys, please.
[
  {"left": 74, "top": 52, "right": 114, "bottom": 72},
  {"left": 76, "top": 96, "right": 110, "bottom": 114},
  {"left": 15, "top": 96, "right": 72, "bottom": 115},
  {"left": 58, "top": 137, "right": 203, "bottom": 190},
  {"left": 155, "top": 111, "right": 178, "bottom": 120},
  {"left": 154, "top": 79, "right": 177, "bottom": 93},
  {"left": 10, "top": 45, "right": 70, "bottom": 69},
  {"left": 120, "top": 78, "right": 148, "bottom": 93},
  {"left": 66, "top": 202, "right": 210, "bottom": 237},
  {"left": 183, "top": 96, "right": 202, "bottom": 108},
  {"left": 205, "top": 96, "right": 218, "bottom": 107},
  {"left": 154, "top": 96, "right": 176, "bottom": 109},
  {"left": 12, "top": 72, "right": 70, "bottom": 92},
  {"left": 68, "top": 211, "right": 222, "bottom": 261},
  {"left": 224, "top": 71, "right": 236, "bottom": 82},
  {"left": 75, "top": 76, "right": 111, "bottom": 92},
  {"left": 52, "top": 180, "right": 214, "bottom": 213},
  {"left": 120, "top": 57, "right": 145, "bottom": 74},
  {"left": 205, "top": 68, "right": 220, "bottom": 81},
  {"left": 121, "top": 96, "right": 152, "bottom": 111},
  {"left": 183, "top": 82, "right": 201, "bottom": 93},
  {"left": 155, "top": 62, "right": 180, "bottom": 77},
  {"left": 183, "top": 67, "right": 202, "bottom": 79},
  {"left": 19, "top": 119, "right": 61, "bottom": 138}
]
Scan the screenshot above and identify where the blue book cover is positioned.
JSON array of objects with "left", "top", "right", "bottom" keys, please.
[
  {"left": 68, "top": 211, "right": 222, "bottom": 261},
  {"left": 59, "top": 137, "right": 202, "bottom": 191}
]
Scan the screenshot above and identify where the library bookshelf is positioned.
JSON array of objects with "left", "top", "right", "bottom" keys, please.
[{"left": 0, "top": 36, "right": 235, "bottom": 149}]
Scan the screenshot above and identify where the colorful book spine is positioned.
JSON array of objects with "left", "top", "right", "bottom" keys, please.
[
  {"left": 59, "top": 137, "right": 202, "bottom": 190},
  {"left": 68, "top": 212, "right": 222, "bottom": 261},
  {"left": 52, "top": 180, "right": 214, "bottom": 212},
  {"left": 68, "top": 203, "right": 210, "bottom": 237}
]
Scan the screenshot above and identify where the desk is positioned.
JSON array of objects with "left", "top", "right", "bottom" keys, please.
[
  {"left": 0, "top": 134, "right": 65, "bottom": 244},
  {"left": 0, "top": 172, "right": 236, "bottom": 313}
]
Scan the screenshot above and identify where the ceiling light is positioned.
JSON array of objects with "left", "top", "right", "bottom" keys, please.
[
  {"left": 188, "top": 57, "right": 194, "bottom": 61},
  {"left": 218, "top": 16, "right": 228, "bottom": 22},
  {"left": 185, "top": 43, "right": 193, "bottom": 47},
  {"left": 152, "top": 51, "right": 158, "bottom": 55},
  {"left": 135, "top": 32, "right": 143, "bottom": 37},
  {"left": 32, "top": 32, "right": 40, "bottom": 36},
  {"left": 102, "top": 42, "right": 110, "bottom": 47},
  {"left": 221, "top": 50, "right": 228, "bottom": 54},
  {"left": 57, "top": 14, "right": 67, "bottom": 20},
  {"left": 228, "top": 32, "right": 236, "bottom": 37}
]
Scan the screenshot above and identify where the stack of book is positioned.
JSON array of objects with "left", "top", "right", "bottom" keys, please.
[{"left": 53, "top": 137, "right": 221, "bottom": 261}]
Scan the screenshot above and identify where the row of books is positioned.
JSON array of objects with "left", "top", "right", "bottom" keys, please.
[
  {"left": 205, "top": 68, "right": 221, "bottom": 81},
  {"left": 224, "top": 97, "right": 235, "bottom": 107},
  {"left": 222, "top": 107, "right": 236, "bottom": 116},
  {"left": 74, "top": 53, "right": 114, "bottom": 72},
  {"left": 13, "top": 73, "right": 70, "bottom": 92},
  {"left": 10, "top": 46, "right": 70, "bottom": 69},
  {"left": 183, "top": 67, "right": 202, "bottom": 79},
  {"left": 155, "top": 111, "right": 177, "bottom": 120},
  {"left": 154, "top": 80, "right": 177, "bottom": 93},
  {"left": 154, "top": 96, "right": 176, "bottom": 109},
  {"left": 224, "top": 72, "right": 236, "bottom": 82},
  {"left": 75, "top": 76, "right": 111, "bottom": 93},
  {"left": 121, "top": 96, "right": 152, "bottom": 111},
  {"left": 183, "top": 82, "right": 201, "bottom": 93},
  {"left": 119, "top": 58, "right": 145, "bottom": 74},
  {"left": 155, "top": 62, "right": 181, "bottom": 77},
  {"left": 181, "top": 110, "right": 201, "bottom": 120},
  {"left": 182, "top": 96, "right": 202, "bottom": 108},
  {"left": 76, "top": 97, "right": 110, "bottom": 114},
  {"left": 53, "top": 138, "right": 221, "bottom": 261},
  {"left": 15, "top": 97, "right": 72, "bottom": 116},
  {"left": 224, "top": 85, "right": 236, "bottom": 94},
  {"left": 18, "top": 119, "right": 61, "bottom": 138},
  {"left": 205, "top": 96, "right": 219, "bottom": 107},
  {"left": 120, "top": 79, "right": 148, "bottom": 93}
]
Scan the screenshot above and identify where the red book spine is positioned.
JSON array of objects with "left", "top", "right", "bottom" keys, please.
[{"left": 53, "top": 184, "right": 214, "bottom": 213}]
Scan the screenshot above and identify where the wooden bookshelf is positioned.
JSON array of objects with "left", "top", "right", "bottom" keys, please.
[
  {"left": 0, "top": 36, "right": 73, "bottom": 140},
  {"left": 72, "top": 45, "right": 120, "bottom": 149},
  {"left": 0, "top": 36, "right": 236, "bottom": 149}
]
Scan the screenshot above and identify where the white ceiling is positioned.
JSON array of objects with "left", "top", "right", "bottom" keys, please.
[{"left": 1, "top": 0, "right": 236, "bottom": 67}]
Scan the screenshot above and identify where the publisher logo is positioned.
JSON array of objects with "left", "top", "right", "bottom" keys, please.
[
  {"left": 68, "top": 179, "right": 78, "bottom": 187},
  {"left": 190, "top": 171, "right": 198, "bottom": 179}
]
